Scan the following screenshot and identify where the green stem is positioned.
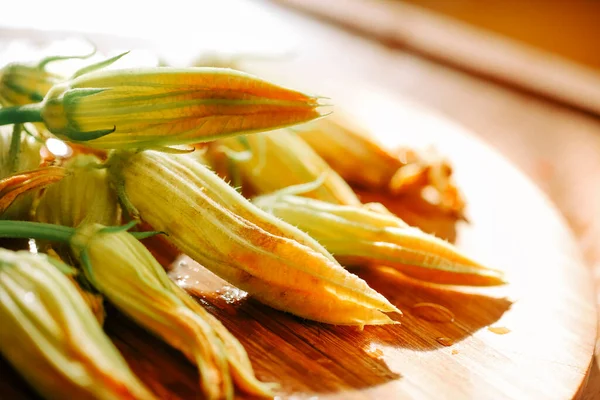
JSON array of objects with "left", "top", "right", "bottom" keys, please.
[
  {"left": 0, "top": 104, "right": 43, "bottom": 126},
  {"left": 8, "top": 124, "right": 22, "bottom": 173},
  {"left": 0, "top": 221, "right": 74, "bottom": 243}
]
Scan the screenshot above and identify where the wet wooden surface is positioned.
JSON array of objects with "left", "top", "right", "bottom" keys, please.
[{"left": 1, "top": 0, "right": 599, "bottom": 398}]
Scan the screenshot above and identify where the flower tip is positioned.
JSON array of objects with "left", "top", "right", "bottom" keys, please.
[
  {"left": 311, "top": 95, "right": 333, "bottom": 107},
  {"left": 387, "top": 303, "right": 403, "bottom": 316}
]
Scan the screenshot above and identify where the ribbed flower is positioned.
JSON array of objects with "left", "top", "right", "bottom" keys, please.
[
  {"left": 0, "top": 166, "right": 67, "bottom": 217},
  {"left": 70, "top": 223, "right": 233, "bottom": 399},
  {"left": 253, "top": 192, "right": 505, "bottom": 286},
  {"left": 0, "top": 49, "right": 96, "bottom": 107},
  {"left": 0, "top": 61, "right": 326, "bottom": 149},
  {"left": 0, "top": 127, "right": 43, "bottom": 220},
  {"left": 296, "top": 115, "right": 467, "bottom": 218},
  {"left": 0, "top": 249, "right": 154, "bottom": 400},
  {"left": 35, "top": 154, "right": 120, "bottom": 227},
  {"left": 206, "top": 129, "right": 361, "bottom": 205},
  {"left": 107, "top": 150, "right": 400, "bottom": 326},
  {"left": 0, "top": 220, "right": 275, "bottom": 400},
  {"left": 0, "top": 63, "right": 59, "bottom": 107}
]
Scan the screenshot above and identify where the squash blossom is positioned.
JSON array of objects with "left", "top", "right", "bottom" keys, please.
[
  {"left": 43, "top": 247, "right": 106, "bottom": 325},
  {"left": 253, "top": 192, "right": 505, "bottom": 286},
  {"left": 0, "top": 249, "right": 155, "bottom": 400},
  {"left": 206, "top": 129, "right": 362, "bottom": 205},
  {"left": 0, "top": 220, "right": 275, "bottom": 400},
  {"left": 0, "top": 49, "right": 96, "bottom": 107},
  {"left": 0, "top": 126, "right": 43, "bottom": 220},
  {"left": 0, "top": 66, "right": 325, "bottom": 149},
  {"left": 0, "top": 166, "right": 67, "bottom": 217},
  {"left": 0, "top": 63, "right": 59, "bottom": 107},
  {"left": 296, "top": 114, "right": 467, "bottom": 219},
  {"left": 35, "top": 154, "right": 120, "bottom": 227},
  {"left": 107, "top": 150, "right": 400, "bottom": 326}
]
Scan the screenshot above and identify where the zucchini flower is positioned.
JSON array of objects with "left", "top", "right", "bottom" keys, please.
[
  {"left": 1, "top": 126, "right": 42, "bottom": 177},
  {"left": 253, "top": 192, "right": 505, "bottom": 286},
  {"left": 205, "top": 129, "right": 362, "bottom": 205},
  {"left": 0, "top": 126, "right": 43, "bottom": 220},
  {"left": 0, "top": 62, "right": 325, "bottom": 149},
  {"left": 35, "top": 154, "right": 120, "bottom": 227},
  {"left": 47, "top": 247, "right": 107, "bottom": 324},
  {"left": 0, "top": 62, "right": 59, "bottom": 107},
  {"left": 0, "top": 249, "right": 154, "bottom": 400},
  {"left": 70, "top": 223, "right": 234, "bottom": 400},
  {"left": 0, "top": 49, "right": 96, "bottom": 107},
  {"left": 72, "top": 223, "right": 276, "bottom": 399},
  {"left": 107, "top": 150, "right": 400, "bottom": 326},
  {"left": 296, "top": 114, "right": 467, "bottom": 219},
  {"left": 0, "top": 220, "right": 275, "bottom": 399},
  {"left": 0, "top": 166, "right": 67, "bottom": 217}
]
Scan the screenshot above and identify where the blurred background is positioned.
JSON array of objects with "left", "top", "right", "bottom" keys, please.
[{"left": 403, "top": 0, "right": 600, "bottom": 70}]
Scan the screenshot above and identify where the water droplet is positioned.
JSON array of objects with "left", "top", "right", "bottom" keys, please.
[
  {"left": 178, "top": 260, "right": 188, "bottom": 268},
  {"left": 362, "top": 343, "right": 384, "bottom": 359},
  {"left": 218, "top": 286, "right": 247, "bottom": 304},
  {"left": 487, "top": 326, "right": 510, "bottom": 335},
  {"left": 451, "top": 349, "right": 459, "bottom": 355},
  {"left": 28, "top": 239, "right": 38, "bottom": 254},
  {"left": 23, "top": 292, "right": 35, "bottom": 304},
  {"left": 173, "top": 274, "right": 190, "bottom": 288},
  {"left": 412, "top": 302, "right": 455, "bottom": 323},
  {"left": 436, "top": 337, "right": 453, "bottom": 346}
]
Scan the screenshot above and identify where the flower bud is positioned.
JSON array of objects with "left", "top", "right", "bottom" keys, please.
[
  {"left": 35, "top": 154, "right": 120, "bottom": 227},
  {"left": 0, "top": 249, "right": 154, "bottom": 400},
  {"left": 70, "top": 223, "right": 274, "bottom": 399},
  {"left": 206, "top": 129, "right": 361, "bottom": 205},
  {"left": 108, "top": 150, "right": 400, "bottom": 326},
  {"left": 0, "top": 166, "right": 67, "bottom": 217},
  {"left": 0, "top": 127, "right": 42, "bottom": 220},
  {"left": 0, "top": 63, "right": 59, "bottom": 106},
  {"left": 296, "top": 115, "right": 467, "bottom": 218},
  {"left": 253, "top": 193, "right": 505, "bottom": 286},
  {"left": 40, "top": 67, "right": 324, "bottom": 149}
]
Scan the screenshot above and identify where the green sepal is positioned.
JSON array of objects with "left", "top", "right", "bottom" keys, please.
[
  {"left": 79, "top": 248, "right": 98, "bottom": 287},
  {"left": 97, "top": 219, "right": 164, "bottom": 240},
  {"left": 130, "top": 230, "right": 165, "bottom": 240},
  {"left": 63, "top": 88, "right": 108, "bottom": 105},
  {"left": 71, "top": 126, "right": 116, "bottom": 142},
  {"left": 111, "top": 167, "right": 141, "bottom": 220},
  {"left": 45, "top": 255, "right": 77, "bottom": 275},
  {"left": 37, "top": 44, "right": 98, "bottom": 69},
  {"left": 72, "top": 51, "right": 130, "bottom": 79},
  {"left": 98, "top": 220, "right": 138, "bottom": 234}
]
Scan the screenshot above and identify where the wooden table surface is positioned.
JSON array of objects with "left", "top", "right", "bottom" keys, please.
[
  {"left": 264, "top": 1, "right": 600, "bottom": 396},
  {"left": 1, "top": 0, "right": 599, "bottom": 398}
]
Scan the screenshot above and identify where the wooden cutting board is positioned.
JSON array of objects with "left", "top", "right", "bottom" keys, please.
[{"left": 0, "top": 89, "right": 595, "bottom": 399}]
